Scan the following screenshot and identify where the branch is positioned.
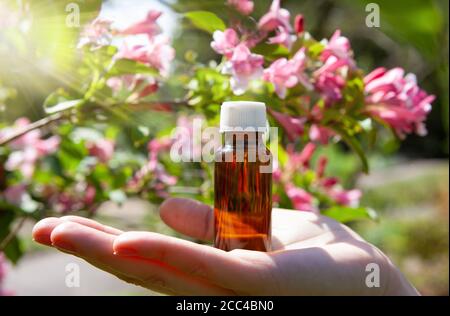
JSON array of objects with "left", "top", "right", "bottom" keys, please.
[
  {"left": 0, "top": 100, "right": 189, "bottom": 146},
  {"left": 0, "top": 216, "right": 27, "bottom": 251},
  {"left": 0, "top": 112, "right": 66, "bottom": 146}
]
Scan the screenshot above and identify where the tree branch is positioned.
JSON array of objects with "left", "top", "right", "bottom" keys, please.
[
  {"left": 0, "top": 112, "right": 66, "bottom": 146},
  {"left": 0, "top": 216, "right": 27, "bottom": 251},
  {"left": 0, "top": 100, "right": 189, "bottom": 146}
]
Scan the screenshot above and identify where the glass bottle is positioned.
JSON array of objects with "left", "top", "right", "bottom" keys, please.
[{"left": 214, "top": 101, "right": 272, "bottom": 252}]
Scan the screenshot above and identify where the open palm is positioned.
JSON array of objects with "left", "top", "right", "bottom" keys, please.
[{"left": 32, "top": 197, "right": 418, "bottom": 295}]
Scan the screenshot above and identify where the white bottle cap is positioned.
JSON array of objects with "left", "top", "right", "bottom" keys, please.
[{"left": 219, "top": 101, "right": 267, "bottom": 133}]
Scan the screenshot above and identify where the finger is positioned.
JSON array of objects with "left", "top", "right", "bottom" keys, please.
[
  {"left": 114, "top": 231, "right": 274, "bottom": 292},
  {"left": 32, "top": 217, "right": 62, "bottom": 245},
  {"left": 271, "top": 208, "right": 364, "bottom": 246},
  {"left": 59, "top": 215, "right": 123, "bottom": 235},
  {"left": 50, "top": 221, "right": 233, "bottom": 295},
  {"left": 160, "top": 198, "right": 213, "bottom": 241},
  {"left": 32, "top": 216, "right": 122, "bottom": 246}
]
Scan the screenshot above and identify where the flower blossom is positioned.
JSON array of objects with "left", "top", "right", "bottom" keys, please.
[
  {"left": 285, "top": 184, "right": 317, "bottom": 212},
  {"left": 294, "top": 14, "right": 304, "bottom": 34},
  {"left": 119, "top": 10, "right": 162, "bottom": 38},
  {"left": 313, "top": 30, "right": 355, "bottom": 104},
  {"left": 263, "top": 48, "right": 312, "bottom": 99},
  {"left": 3, "top": 184, "right": 27, "bottom": 206},
  {"left": 0, "top": 252, "right": 13, "bottom": 296},
  {"left": 259, "top": 0, "right": 294, "bottom": 48},
  {"left": 309, "top": 124, "right": 335, "bottom": 145},
  {"left": 314, "top": 68, "right": 346, "bottom": 103},
  {"left": 78, "top": 19, "right": 113, "bottom": 48},
  {"left": 127, "top": 137, "right": 177, "bottom": 198},
  {"left": 87, "top": 139, "right": 115, "bottom": 163},
  {"left": 222, "top": 43, "right": 264, "bottom": 95},
  {"left": 117, "top": 36, "right": 175, "bottom": 76},
  {"left": 258, "top": 0, "right": 291, "bottom": 32},
  {"left": 269, "top": 110, "right": 306, "bottom": 141},
  {"left": 318, "top": 30, "right": 355, "bottom": 74},
  {"left": 267, "top": 26, "right": 296, "bottom": 49},
  {"left": 211, "top": 28, "right": 239, "bottom": 59},
  {"left": 227, "top": 0, "right": 254, "bottom": 15},
  {"left": 45, "top": 182, "right": 97, "bottom": 213},
  {"left": 0, "top": 118, "right": 60, "bottom": 179},
  {"left": 364, "top": 67, "right": 435, "bottom": 138},
  {"left": 107, "top": 74, "right": 158, "bottom": 99},
  {"left": 329, "top": 188, "right": 362, "bottom": 207}
]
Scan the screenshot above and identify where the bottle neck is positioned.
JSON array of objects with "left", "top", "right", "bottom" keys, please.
[{"left": 223, "top": 132, "right": 265, "bottom": 148}]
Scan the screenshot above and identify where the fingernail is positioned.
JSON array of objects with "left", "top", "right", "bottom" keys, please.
[
  {"left": 114, "top": 247, "right": 137, "bottom": 256},
  {"left": 52, "top": 240, "right": 76, "bottom": 253}
]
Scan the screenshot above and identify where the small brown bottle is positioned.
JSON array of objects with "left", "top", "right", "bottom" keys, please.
[{"left": 214, "top": 101, "right": 272, "bottom": 252}]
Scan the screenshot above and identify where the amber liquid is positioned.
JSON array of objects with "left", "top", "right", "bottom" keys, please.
[{"left": 214, "top": 133, "right": 272, "bottom": 252}]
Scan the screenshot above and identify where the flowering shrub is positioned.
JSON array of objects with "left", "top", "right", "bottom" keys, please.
[{"left": 0, "top": 0, "right": 435, "bottom": 270}]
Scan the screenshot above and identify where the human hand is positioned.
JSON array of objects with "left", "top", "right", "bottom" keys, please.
[{"left": 32, "top": 198, "right": 419, "bottom": 295}]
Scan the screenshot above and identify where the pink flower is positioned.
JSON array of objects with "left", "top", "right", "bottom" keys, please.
[
  {"left": 127, "top": 137, "right": 177, "bottom": 196},
  {"left": 295, "top": 142, "right": 316, "bottom": 168},
  {"left": 148, "top": 137, "right": 173, "bottom": 155},
  {"left": 285, "top": 184, "right": 317, "bottom": 212},
  {"left": 313, "top": 31, "right": 355, "bottom": 104},
  {"left": 286, "top": 142, "right": 316, "bottom": 170},
  {"left": 144, "top": 36, "right": 175, "bottom": 76},
  {"left": 1, "top": 118, "right": 60, "bottom": 178},
  {"left": 314, "top": 70, "right": 345, "bottom": 103},
  {"left": 0, "top": 252, "right": 13, "bottom": 296},
  {"left": 116, "top": 43, "right": 149, "bottom": 64},
  {"left": 87, "top": 139, "right": 115, "bottom": 163},
  {"left": 78, "top": 18, "right": 112, "bottom": 47},
  {"left": 318, "top": 30, "right": 355, "bottom": 73},
  {"left": 3, "top": 184, "right": 27, "bottom": 205},
  {"left": 211, "top": 28, "right": 239, "bottom": 59},
  {"left": 0, "top": 252, "right": 6, "bottom": 281},
  {"left": 84, "top": 185, "right": 97, "bottom": 206},
  {"left": 267, "top": 26, "right": 295, "bottom": 48},
  {"left": 117, "top": 36, "right": 175, "bottom": 76},
  {"left": 119, "top": 10, "right": 162, "bottom": 38},
  {"left": 272, "top": 166, "right": 282, "bottom": 182},
  {"left": 263, "top": 48, "right": 311, "bottom": 98},
  {"left": 222, "top": 43, "right": 264, "bottom": 95},
  {"left": 309, "top": 124, "right": 334, "bottom": 144},
  {"left": 269, "top": 110, "right": 306, "bottom": 141},
  {"left": 364, "top": 67, "right": 435, "bottom": 138},
  {"left": 321, "top": 177, "right": 339, "bottom": 188},
  {"left": 227, "top": 0, "right": 254, "bottom": 15},
  {"left": 294, "top": 14, "right": 304, "bottom": 34},
  {"left": 258, "top": 0, "right": 292, "bottom": 32},
  {"left": 107, "top": 74, "right": 158, "bottom": 99},
  {"left": 329, "top": 188, "right": 362, "bottom": 207}
]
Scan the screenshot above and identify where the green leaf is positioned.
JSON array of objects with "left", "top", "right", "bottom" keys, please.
[
  {"left": 253, "top": 43, "right": 289, "bottom": 59},
  {"left": 44, "top": 99, "right": 83, "bottom": 114},
  {"left": 3, "top": 236, "right": 24, "bottom": 264},
  {"left": 108, "top": 59, "right": 159, "bottom": 78},
  {"left": 323, "top": 206, "right": 377, "bottom": 223},
  {"left": 185, "top": 11, "right": 226, "bottom": 34},
  {"left": 332, "top": 126, "right": 369, "bottom": 174},
  {"left": 0, "top": 210, "right": 24, "bottom": 264}
]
